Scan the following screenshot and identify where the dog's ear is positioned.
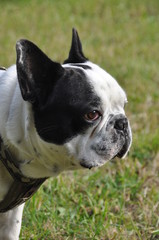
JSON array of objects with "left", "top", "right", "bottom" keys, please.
[
  {"left": 16, "top": 40, "right": 65, "bottom": 103},
  {"left": 64, "top": 28, "right": 88, "bottom": 64}
]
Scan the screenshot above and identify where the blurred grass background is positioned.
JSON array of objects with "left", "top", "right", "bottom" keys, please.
[{"left": 0, "top": 0, "right": 159, "bottom": 239}]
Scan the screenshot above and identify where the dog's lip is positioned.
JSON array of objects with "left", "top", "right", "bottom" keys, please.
[
  {"left": 114, "top": 142, "right": 129, "bottom": 159},
  {"left": 80, "top": 161, "right": 93, "bottom": 169},
  {"left": 116, "top": 133, "right": 131, "bottom": 159},
  {"left": 80, "top": 160, "right": 102, "bottom": 169}
]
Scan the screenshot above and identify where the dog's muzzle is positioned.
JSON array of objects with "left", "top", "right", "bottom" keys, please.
[
  {"left": 110, "top": 114, "right": 131, "bottom": 158},
  {"left": 100, "top": 113, "right": 131, "bottom": 158},
  {"left": 80, "top": 114, "right": 132, "bottom": 169}
]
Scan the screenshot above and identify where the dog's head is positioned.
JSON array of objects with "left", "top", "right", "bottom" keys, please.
[{"left": 16, "top": 29, "right": 132, "bottom": 169}]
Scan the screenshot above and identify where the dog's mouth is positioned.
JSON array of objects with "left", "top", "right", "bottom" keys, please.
[
  {"left": 80, "top": 161, "right": 94, "bottom": 169},
  {"left": 116, "top": 144, "right": 128, "bottom": 158},
  {"left": 115, "top": 130, "right": 132, "bottom": 159}
]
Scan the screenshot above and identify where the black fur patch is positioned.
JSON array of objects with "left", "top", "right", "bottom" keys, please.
[{"left": 33, "top": 67, "right": 100, "bottom": 144}]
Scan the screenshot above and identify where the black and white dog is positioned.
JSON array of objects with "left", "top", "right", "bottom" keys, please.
[{"left": 0, "top": 29, "right": 132, "bottom": 239}]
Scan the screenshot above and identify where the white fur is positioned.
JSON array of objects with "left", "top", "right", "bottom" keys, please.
[{"left": 0, "top": 62, "right": 131, "bottom": 239}]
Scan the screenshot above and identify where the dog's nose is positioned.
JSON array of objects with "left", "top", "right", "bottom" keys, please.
[{"left": 114, "top": 117, "right": 128, "bottom": 131}]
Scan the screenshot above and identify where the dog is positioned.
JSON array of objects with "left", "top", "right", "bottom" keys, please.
[{"left": 0, "top": 29, "right": 132, "bottom": 239}]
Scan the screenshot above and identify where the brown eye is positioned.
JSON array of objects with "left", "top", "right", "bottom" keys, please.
[{"left": 84, "top": 110, "right": 101, "bottom": 121}]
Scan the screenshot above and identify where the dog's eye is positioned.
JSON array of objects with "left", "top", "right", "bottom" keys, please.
[{"left": 84, "top": 110, "right": 101, "bottom": 121}]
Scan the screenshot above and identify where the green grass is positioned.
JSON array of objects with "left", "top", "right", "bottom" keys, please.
[{"left": 0, "top": 0, "right": 159, "bottom": 239}]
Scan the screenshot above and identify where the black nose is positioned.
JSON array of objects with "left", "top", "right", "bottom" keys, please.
[{"left": 114, "top": 117, "right": 128, "bottom": 131}]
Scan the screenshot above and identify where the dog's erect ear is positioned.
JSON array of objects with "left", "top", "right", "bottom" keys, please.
[
  {"left": 64, "top": 28, "right": 88, "bottom": 64},
  {"left": 16, "top": 40, "right": 64, "bottom": 103}
]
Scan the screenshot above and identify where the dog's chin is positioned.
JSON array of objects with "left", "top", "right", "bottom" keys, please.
[{"left": 80, "top": 144, "right": 130, "bottom": 170}]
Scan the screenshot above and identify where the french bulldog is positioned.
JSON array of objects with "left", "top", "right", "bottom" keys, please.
[{"left": 0, "top": 29, "right": 132, "bottom": 239}]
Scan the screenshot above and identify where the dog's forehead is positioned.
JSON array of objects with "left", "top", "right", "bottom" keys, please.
[
  {"left": 62, "top": 62, "right": 126, "bottom": 114},
  {"left": 84, "top": 62, "right": 127, "bottom": 112}
]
